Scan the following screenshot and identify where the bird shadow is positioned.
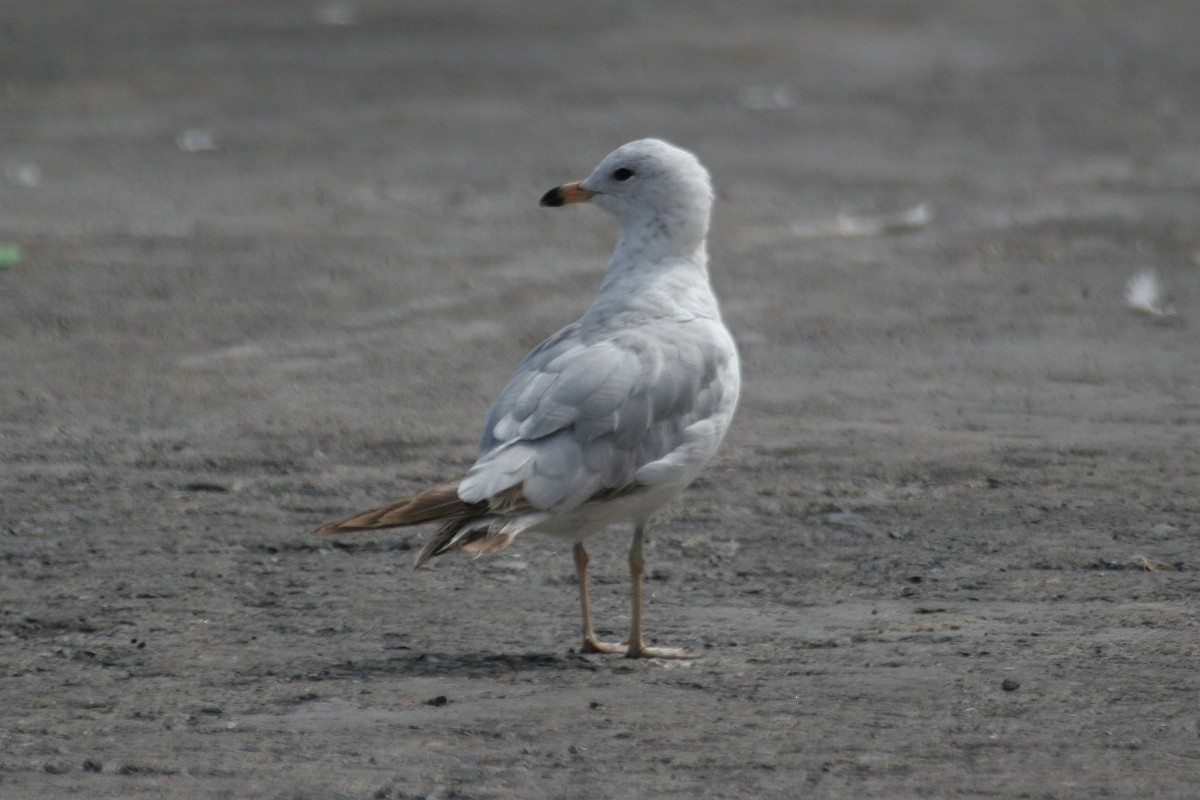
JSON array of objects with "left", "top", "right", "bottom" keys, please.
[{"left": 312, "top": 649, "right": 603, "bottom": 680}]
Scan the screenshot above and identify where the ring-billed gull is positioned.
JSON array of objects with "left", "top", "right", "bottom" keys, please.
[{"left": 314, "top": 139, "right": 740, "bottom": 658}]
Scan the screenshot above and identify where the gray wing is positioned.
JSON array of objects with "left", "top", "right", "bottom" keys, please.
[{"left": 458, "top": 319, "right": 737, "bottom": 512}]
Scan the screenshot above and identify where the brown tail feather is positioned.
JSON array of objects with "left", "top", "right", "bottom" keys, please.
[
  {"left": 312, "top": 479, "right": 478, "bottom": 534},
  {"left": 414, "top": 519, "right": 517, "bottom": 568}
]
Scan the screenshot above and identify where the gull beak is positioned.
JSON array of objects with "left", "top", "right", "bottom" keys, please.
[{"left": 539, "top": 181, "right": 596, "bottom": 207}]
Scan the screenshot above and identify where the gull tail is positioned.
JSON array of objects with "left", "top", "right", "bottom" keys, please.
[
  {"left": 413, "top": 518, "right": 519, "bottom": 568},
  {"left": 311, "top": 479, "right": 473, "bottom": 535},
  {"left": 311, "top": 479, "right": 527, "bottom": 568}
]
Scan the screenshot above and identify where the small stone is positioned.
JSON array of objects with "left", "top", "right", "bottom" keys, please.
[
  {"left": 1001, "top": 678, "right": 1020, "bottom": 692},
  {"left": 425, "top": 695, "right": 448, "bottom": 707},
  {"left": 82, "top": 758, "right": 103, "bottom": 773}
]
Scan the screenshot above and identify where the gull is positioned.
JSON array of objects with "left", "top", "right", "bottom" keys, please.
[{"left": 314, "top": 139, "right": 740, "bottom": 658}]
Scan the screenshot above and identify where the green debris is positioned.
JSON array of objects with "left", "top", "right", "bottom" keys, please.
[{"left": 0, "top": 243, "right": 21, "bottom": 268}]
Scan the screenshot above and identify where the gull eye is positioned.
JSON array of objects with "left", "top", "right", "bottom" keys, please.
[{"left": 612, "top": 167, "right": 634, "bottom": 182}]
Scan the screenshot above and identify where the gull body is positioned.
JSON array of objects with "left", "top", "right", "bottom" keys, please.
[{"left": 315, "top": 139, "right": 739, "bottom": 658}]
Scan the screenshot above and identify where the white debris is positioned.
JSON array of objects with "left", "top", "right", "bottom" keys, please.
[
  {"left": 176, "top": 128, "right": 219, "bottom": 153},
  {"left": 792, "top": 202, "right": 932, "bottom": 238},
  {"left": 6, "top": 162, "right": 42, "bottom": 187},
  {"left": 738, "top": 85, "right": 793, "bottom": 111},
  {"left": 313, "top": 3, "right": 359, "bottom": 25},
  {"left": 1124, "top": 269, "right": 1175, "bottom": 316}
]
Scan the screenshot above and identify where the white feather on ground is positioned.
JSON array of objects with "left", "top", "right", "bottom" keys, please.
[{"left": 1124, "top": 269, "right": 1175, "bottom": 316}]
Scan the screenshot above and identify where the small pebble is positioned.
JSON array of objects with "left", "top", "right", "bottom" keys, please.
[
  {"left": 1001, "top": 678, "right": 1020, "bottom": 692},
  {"left": 425, "top": 695, "right": 448, "bottom": 707},
  {"left": 82, "top": 758, "right": 103, "bottom": 773}
]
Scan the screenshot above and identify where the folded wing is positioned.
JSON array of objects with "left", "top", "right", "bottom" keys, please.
[{"left": 459, "top": 319, "right": 736, "bottom": 513}]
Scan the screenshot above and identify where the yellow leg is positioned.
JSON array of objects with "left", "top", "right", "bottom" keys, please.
[
  {"left": 624, "top": 524, "right": 694, "bottom": 659},
  {"left": 573, "top": 542, "right": 623, "bottom": 655}
]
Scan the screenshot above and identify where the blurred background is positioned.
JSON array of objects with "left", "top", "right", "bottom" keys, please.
[{"left": 3, "top": 0, "right": 1197, "bottom": 450}]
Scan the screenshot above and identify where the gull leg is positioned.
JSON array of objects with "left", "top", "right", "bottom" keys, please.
[
  {"left": 573, "top": 542, "right": 624, "bottom": 654},
  {"left": 624, "top": 523, "right": 695, "bottom": 659}
]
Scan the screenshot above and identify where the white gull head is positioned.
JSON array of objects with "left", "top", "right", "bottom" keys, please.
[{"left": 540, "top": 138, "right": 714, "bottom": 258}]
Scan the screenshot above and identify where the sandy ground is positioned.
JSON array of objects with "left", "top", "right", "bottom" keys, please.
[{"left": 3, "top": 1, "right": 1200, "bottom": 798}]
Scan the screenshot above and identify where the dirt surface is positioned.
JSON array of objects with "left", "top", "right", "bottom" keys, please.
[{"left": 3, "top": 2, "right": 1199, "bottom": 798}]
